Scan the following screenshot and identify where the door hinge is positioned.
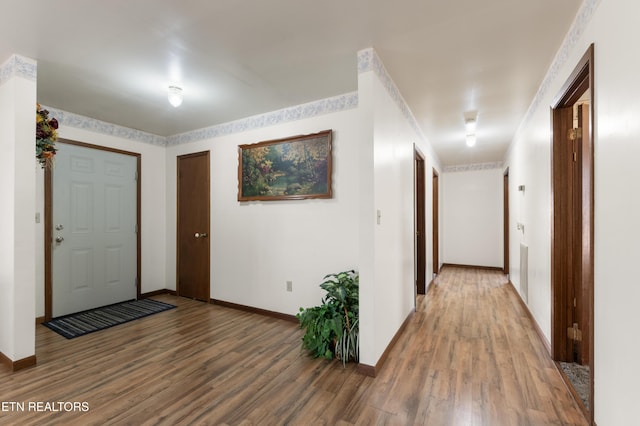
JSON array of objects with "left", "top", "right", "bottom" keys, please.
[
  {"left": 567, "top": 323, "right": 582, "bottom": 342},
  {"left": 568, "top": 128, "right": 582, "bottom": 140},
  {"left": 573, "top": 152, "right": 577, "bottom": 162}
]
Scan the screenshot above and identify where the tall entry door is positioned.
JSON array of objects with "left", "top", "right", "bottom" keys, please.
[
  {"left": 51, "top": 143, "right": 138, "bottom": 317},
  {"left": 177, "top": 151, "right": 210, "bottom": 301}
]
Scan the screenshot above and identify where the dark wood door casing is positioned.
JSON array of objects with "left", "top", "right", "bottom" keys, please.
[
  {"left": 503, "top": 169, "right": 509, "bottom": 275},
  {"left": 550, "top": 44, "right": 594, "bottom": 423},
  {"left": 432, "top": 170, "right": 440, "bottom": 277},
  {"left": 576, "top": 103, "right": 592, "bottom": 365},
  {"left": 415, "top": 149, "right": 426, "bottom": 295},
  {"left": 552, "top": 105, "right": 577, "bottom": 361},
  {"left": 177, "top": 151, "right": 211, "bottom": 302}
]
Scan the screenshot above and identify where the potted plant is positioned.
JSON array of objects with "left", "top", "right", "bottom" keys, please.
[{"left": 297, "top": 270, "right": 359, "bottom": 366}]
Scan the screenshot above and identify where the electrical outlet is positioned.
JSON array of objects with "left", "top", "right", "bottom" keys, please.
[{"left": 286, "top": 281, "right": 293, "bottom": 292}]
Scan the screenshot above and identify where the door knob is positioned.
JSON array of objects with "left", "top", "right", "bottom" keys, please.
[
  {"left": 194, "top": 232, "right": 208, "bottom": 238},
  {"left": 55, "top": 236, "right": 64, "bottom": 243}
]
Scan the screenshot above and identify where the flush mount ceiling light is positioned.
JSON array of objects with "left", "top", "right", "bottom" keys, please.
[
  {"left": 465, "top": 117, "right": 477, "bottom": 134},
  {"left": 464, "top": 113, "right": 478, "bottom": 147},
  {"left": 168, "top": 85, "right": 183, "bottom": 107},
  {"left": 466, "top": 134, "right": 477, "bottom": 147}
]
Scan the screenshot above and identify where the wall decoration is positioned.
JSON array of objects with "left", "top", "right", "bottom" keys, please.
[
  {"left": 36, "top": 103, "right": 59, "bottom": 169},
  {"left": 238, "top": 130, "right": 332, "bottom": 201}
]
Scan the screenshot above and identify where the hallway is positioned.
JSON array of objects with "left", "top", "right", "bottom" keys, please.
[
  {"left": 0, "top": 267, "right": 586, "bottom": 425},
  {"left": 394, "top": 266, "right": 587, "bottom": 424}
]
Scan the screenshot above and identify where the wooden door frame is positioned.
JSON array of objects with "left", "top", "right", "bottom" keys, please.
[
  {"left": 176, "top": 151, "right": 211, "bottom": 301},
  {"left": 432, "top": 169, "right": 440, "bottom": 278},
  {"left": 550, "top": 44, "right": 594, "bottom": 422},
  {"left": 414, "top": 147, "right": 426, "bottom": 295},
  {"left": 44, "top": 139, "right": 142, "bottom": 321},
  {"left": 503, "top": 168, "right": 509, "bottom": 276}
]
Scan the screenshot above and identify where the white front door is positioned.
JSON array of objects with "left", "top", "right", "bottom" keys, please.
[{"left": 52, "top": 143, "right": 137, "bottom": 317}]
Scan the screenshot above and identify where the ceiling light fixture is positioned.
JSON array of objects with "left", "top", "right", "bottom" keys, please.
[
  {"left": 464, "top": 115, "right": 477, "bottom": 147},
  {"left": 168, "top": 85, "right": 183, "bottom": 107},
  {"left": 466, "top": 134, "right": 477, "bottom": 147},
  {"left": 465, "top": 118, "right": 477, "bottom": 135}
]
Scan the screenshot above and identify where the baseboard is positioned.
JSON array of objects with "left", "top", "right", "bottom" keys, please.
[
  {"left": 357, "top": 363, "right": 376, "bottom": 377},
  {"left": 141, "top": 289, "right": 177, "bottom": 298},
  {"left": 0, "top": 351, "right": 37, "bottom": 372},
  {"left": 357, "top": 309, "right": 415, "bottom": 377},
  {"left": 441, "top": 263, "right": 504, "bottom": 271},
  {"left": 506, "top": 280, "right": 551, "bottom": 354},
  {"left": 211, "top": 299, "right": 298, "bottom": 324},
  {"left": 35, "top": 316, "right": 45, "bottom": 325}
]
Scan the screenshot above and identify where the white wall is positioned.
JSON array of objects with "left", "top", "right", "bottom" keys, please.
[
  {"left": 441, "top": 167, "right": 503, "bottom": 268},
  {"left": 504, "top": 0, "right": 640, "bottom": 423},
  {"left": 358, "top": 49, "right": 441, "bottom": 366},
  {"left": 0, "top": 55, "right": 36, "bottom": 362},
  {"left": 371, "top": 69, "right": 417, "bottom": 366},
  {"left": 165, "top": 108, "right": 362, "bottom": 317},
  {"left": 33, "top": 115, "right": 168, "bottom": 316},
  {"left": 0, "top": 71, "right": 16, "bottom": 359}
]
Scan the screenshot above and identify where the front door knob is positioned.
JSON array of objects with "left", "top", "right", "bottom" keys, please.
[{"left": 55, "top": 236, "right": 64, "bottom": 243}]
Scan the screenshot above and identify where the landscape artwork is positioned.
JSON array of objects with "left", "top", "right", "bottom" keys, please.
[{"left": 238, "top": 130, "right": 333, "bottom": 201}]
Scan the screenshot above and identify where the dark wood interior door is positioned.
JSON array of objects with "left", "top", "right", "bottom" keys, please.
[
  {"left": 575, "top": 103, "right": 592, "bottom": 365},
  {"left": 177, "top": 151, "right": 210, "bottom": 301},
  {"left": 432, "top": 170, "right": 439, "bottom": 277},
  {"left": 553, "top": 102, "right": 592, "bottom": 365},
  {"left": 552, "top": 105, "right": 575, "bottom": 362},
  {"left": 551, "top": 45, "right": 594, "bottom": 421},
  {"left": 415, "top": 150, "right": 426, "bottom": 294}
]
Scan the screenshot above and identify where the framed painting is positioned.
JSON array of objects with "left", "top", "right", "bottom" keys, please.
[{"left": 238, "top": 130, "right": 333, "bottom": 201}]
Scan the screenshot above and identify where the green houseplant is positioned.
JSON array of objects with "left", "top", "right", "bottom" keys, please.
[{"left": 297, "top": 270, "right": 359, "bottom": 366}]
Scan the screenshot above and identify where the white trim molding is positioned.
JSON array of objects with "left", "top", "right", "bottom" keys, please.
[
  {"left": 166, "top": 91, "right": 358, "bottom": 146},
  {"left": 358, "top": 48, "right": 427, "bottom": 144},
  {"left": 443, "top": 162, "right": 504, "bottom": 173},
  {"left": 510, "top": 0, "right": 599, "bottom": 151},
  {"left": 45, "top": 106, "right": 167, "bottom": 147},
  {"left": 0, "top": 55, "right": 37, "bottom": 86}
]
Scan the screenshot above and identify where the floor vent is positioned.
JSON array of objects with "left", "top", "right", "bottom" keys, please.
[{"left": 520, "top": 243, "right": 529, "bottom": 303}]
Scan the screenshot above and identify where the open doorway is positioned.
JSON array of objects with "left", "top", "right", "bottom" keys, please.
[{"left": 551, "top": 44, "right": 594, "bottom": 422}]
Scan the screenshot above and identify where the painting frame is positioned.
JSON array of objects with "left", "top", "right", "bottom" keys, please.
[{"left": 238, "top": 129, "right": 333, "bottom": 201}]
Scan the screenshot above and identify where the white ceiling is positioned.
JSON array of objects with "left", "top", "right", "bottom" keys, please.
[{"left": 0, "top": 0, "right": 582, "bottom": 166}]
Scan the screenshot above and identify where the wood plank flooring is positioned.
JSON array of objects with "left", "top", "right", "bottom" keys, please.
[{"left": 0, "top": 266, "right": 587, "bottom": 425}]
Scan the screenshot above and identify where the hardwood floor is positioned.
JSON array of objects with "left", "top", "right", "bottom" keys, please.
[{"left": 0, "top": 266, "right": 586, "bottom": 425}]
